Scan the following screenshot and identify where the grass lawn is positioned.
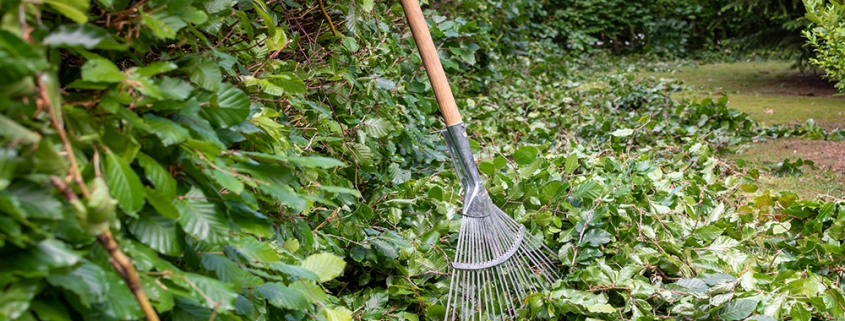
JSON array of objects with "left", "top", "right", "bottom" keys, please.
[
  {"left": 734, "top": 138, "right": 845, "bottom": 199},
  {"left": 638, "top": 61, "right": 845, "bottom": 199},
  {"left": 641, "top": 61, "right": 845, "bottom": 129}
]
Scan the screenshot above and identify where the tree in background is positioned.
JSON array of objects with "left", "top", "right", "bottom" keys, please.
[{"left": 804, "top": 0, "right": 845, "bottom": 91}]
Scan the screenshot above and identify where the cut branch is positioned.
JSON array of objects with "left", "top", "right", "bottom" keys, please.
[
  {"left": 46, "top": 96, "right": 162, "bottom": 321},
  {"left": 97, "top": 231, "right": 160, "bottom": 321},
  {"left": 40, "top": 74, "right": 90, "bottom": 198},
  {"left": 318, "top": 0, "right": 338, "bottom": 37},
  {"left": 50, "top": 176, "right": 160, "bottom": 321}
]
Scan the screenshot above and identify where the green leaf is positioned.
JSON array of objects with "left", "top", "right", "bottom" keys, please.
[
  {"left": 266, "top": 28, "right": 288, "bottom": 51},
  {"left": 611, "top": 128, "right": 634, "bottom": 137},
  {"left": 374, "top": 77, "right": 395, "bottom": 90},
  {"left": 201, "top": 254, "right": 245, "bottom": 290},
  {"left": 351, "top": 143, "right": 373, "bottom": 166},
  {"left": 183, "top": 273, "right": 237, "bottom": 311},
  {"left": 319, "top": 185, "right": 362, "bottom": 198},
  {"left": 171, "top": 301, "right": 213, "bottom": 321},
  {"left": 341, "top": 36, "right": 359, "bottom": 52},
  {"left": 0, "top": 278, "right": 38, "bottom": 320},
  {"left": 43, "top": 24, "right": 127, "bottom": 50},
  {"left": 4, "top": 181, "right": 62, "bottom": 219},
  {"left": 176, "top": 187, "right": 228, "bottom": 244},
  {"left": 159, "top": 77, "right": 194, "bottom": 101},
  {"left": 265, "top": 262, "right": 320, "bottom": 281},
  {"left": 145, "top": 187, "right": 180, "bottom": 219},
  {"left": 257, "top": 283, "right": 309, "bottom": 310},
  {"left": 675, "top": 278, "right": 707, "bottom": 292},
  {"left": 81, "top": 58, "right": 125, "bottom": 83},
  {"left": 282, "top": 238, "right": 300, "bottom": 252},
  {"left": 564, "top": 154, "right": 579, "bottom": 174},
  {"left": 388, "top": 163, "right": 411, "bottom": 184},
  {"left": 718, "top": 298, "right": 759, "bottom": 321},
  {"left": 44, "top": 0, "right": 89, "bottom": 23},
  {"left": 514, "top": 146, "right": 539, "bottom": 165},
  {"left": 363, "top": 117, "right": 392, "bottom": 138},
  {"left": 790, "top": 302, "right": 811, "bottom": 321},
  {"left": 264, "top": 73, "right": 306, "bottom": 96},
  {"left": 46, "top": 260, "right": 108, "bottom": 307},
  {"left": 141, "top": 12, "right": 186, "bottom": 40},
  {"left": 573, "top": 180, "right": 603, "bottom": 200},
  {"left": 202, "top": 83, "right": 250, "bottom": 127},
  {"left": 301, "top": 253, "right": 346, "bottom": 282},
  {"left": 212, "top": 169, "right": 243, "bottom": 195},
  {"left": 136, "top": 152, "right": 177, "bottom": 198},
  {"left": 28, "top": 299, "right": 72, "bottom": 321},
  {"left": 370, "top": 238, "right": 398, "bottom": 259},
  {"left": 233, "top": 236, "right": 279, "bottom": 263},
  {"left": 0, "top": 148, "right": 16, "bottom": 190},
  {"left": 34, "top": 138, "right": 67, "bottom": 175},
  {"left": 100, "top": 269, "right": 144, "bottom": 319},
  {"left": 587, "top": 303, "right": 616, "bottom": 313},
  {"left": 0, "top": 114, "right": 40, "bottom": 144},
  {"left": 324, "top": 307, "right": 354, "bottom": 321},
  {"left": 286, "top": 156, "right": 345, "bottom": 169},
  {"left": 145, "top": 114, "right": 189, "bottom": 146},
  {"left": 105, "top": 150, "right": 145, "bottom": 213},
  {"left": 227, "top": 201, "right": 274, "bottom": 238},
  {"left": 693, "top": 226, "right": 723, "bottom": 241},
  {"left": 136, "top": 61, "right": 177, "bottom": 77},
  {"left": 578, "top": 228, "right": 612, "bottom": 247},
  {"left": 204, "top": 0, "right": 237, "bottom": 13},
  {"left": 127, "top": 212, "right": 184, "bottom": 256},
  {"left": 291, "top": 281, "right": 327, "bottom": 303},
  {"left": 189, "top": 59, "right": 222, "bottom": 92}
]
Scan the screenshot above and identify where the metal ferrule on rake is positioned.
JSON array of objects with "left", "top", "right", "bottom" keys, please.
[{"left": 442, "top": 123, "right": 493, "bottom": 219}]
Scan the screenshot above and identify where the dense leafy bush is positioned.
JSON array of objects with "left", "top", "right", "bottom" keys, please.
[
  {"left": 539, "top": 0, "right": 810, "bottom": 57},
  {"left": 2, "top": 0, "right": 845, "bottom": 321},
  {"left": 804, "top": 0, "right": 845, "bottom": 92}
]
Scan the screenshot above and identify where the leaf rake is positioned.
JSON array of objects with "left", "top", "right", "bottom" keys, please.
[{"left": 399, "top": 0, "right": 560, "bottom": 319}]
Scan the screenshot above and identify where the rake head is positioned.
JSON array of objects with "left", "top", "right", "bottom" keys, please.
[{"left": 441, "top": 124, "right": 559, "bottom": 321}]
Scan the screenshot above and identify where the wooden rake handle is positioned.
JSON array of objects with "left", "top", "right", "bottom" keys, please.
[{"left": 400, "top": 0, "right": 463, "bottom": 126}]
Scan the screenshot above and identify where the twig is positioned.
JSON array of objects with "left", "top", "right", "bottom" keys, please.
[
  {"left": 41, "top": 70, "right": 157, "bottom": 321},
  {"left": 40, "top": 75, "right": 90, "bottom": 198},
  {"left": 50, "top": 177, "right": 160, "bottom": 321},
  {"left": 318, "top": 0, "right": 338, "bottom": 37},
  {"left": 97, "top": 231, "right": 160, "bottom": 321},
  {"left": 251, "top": 39, "right": 293, "bottom": 77}
]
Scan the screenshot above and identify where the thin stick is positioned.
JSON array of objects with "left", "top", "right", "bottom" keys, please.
[
  {"left": 318, "top": 0, "right": 338, "bottom": 37},
  {"left": 40, "top": 75, "right": 90, "bottom": 198},
  {"left": 42, "top": 72, "right": 158, "bottom": 320},
  {"left": 49, "top": 177, "right": 160, "bottom": 321},
  {"left": 97, "top": 231, "right": 160, "bottom": 321}
]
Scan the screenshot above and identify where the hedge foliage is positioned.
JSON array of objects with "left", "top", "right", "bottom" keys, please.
[{"left": 804, "top": 0, "right": 845, "bottom": 92}]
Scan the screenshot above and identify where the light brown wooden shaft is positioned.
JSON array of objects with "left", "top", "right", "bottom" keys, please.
[{"left": 400, "top": 0, "right": 463, "bottom": 126}]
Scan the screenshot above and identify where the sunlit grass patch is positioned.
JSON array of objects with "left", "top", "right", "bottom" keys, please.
[
  {"left": 639, "top": 61, "right": 845, "bottom": 128},
  {"left": 732, "top": 138, "right": 845, "bottom": 199}
]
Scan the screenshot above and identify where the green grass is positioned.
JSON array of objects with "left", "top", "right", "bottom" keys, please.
[
  {"left": 733, "top": 139, "right": 845, "bottom": 199},
  {"left": 640, "top": 61, "right": 845, "bottom": 129},
  {"left": 639, "top": 61, "right": 845, "bottom": 199}
]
